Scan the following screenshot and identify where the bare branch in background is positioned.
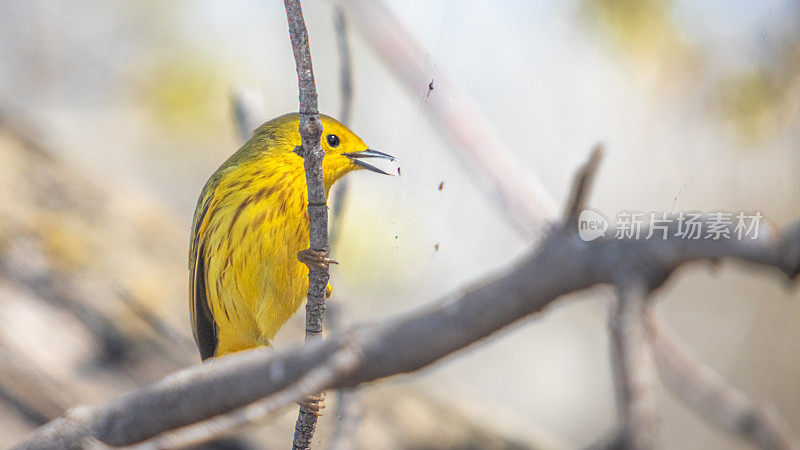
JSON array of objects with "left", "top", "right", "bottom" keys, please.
[
  {"left": 283, "top": 0, "right": 331, "bottom": 447},
  {"left": 334, "top": 6, "right": 354, "bottom": 126},
  {"left": 608, "top": 283, "right": 659, "bottom": 449},
  {"left": 342, "top": 0, "right": 558, "bottom": 235},
  {"left": 326, "top": 8, "right": 364, "bottom": 449},
  {"left": 329, "top": 6, "right": 355, "bottom": 251},
  {"left": 563, "top": 144, "right": 603, "bottom": 231},
  {"left": 326, "top": 304, "right": 364, "bottom": 450},
  {"left": 647, "top": 314, "right": 800, "bottom": 450},
  {"left": 14, "top": 148, "right": 800, "bottom": 449}
]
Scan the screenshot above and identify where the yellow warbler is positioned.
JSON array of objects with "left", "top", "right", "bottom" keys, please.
[{"left": 189, "top": 113, "right": 392, "bottom": 360}]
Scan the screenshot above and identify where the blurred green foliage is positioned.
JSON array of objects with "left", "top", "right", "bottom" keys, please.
[
  {"left": 716, "top": 69, "right": 781, "bottom": 145},
  {"left": 139, "top": 55, "right": 230, "bottom": 140}
]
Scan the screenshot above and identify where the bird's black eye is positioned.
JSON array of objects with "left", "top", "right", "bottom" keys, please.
[{"left": 326, "top": 134, "right": 340, "bottom": 148}]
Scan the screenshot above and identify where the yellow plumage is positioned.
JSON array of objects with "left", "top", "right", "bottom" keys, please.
[{"left": 189, "top": 113, "right": 391, "bottom": 360}]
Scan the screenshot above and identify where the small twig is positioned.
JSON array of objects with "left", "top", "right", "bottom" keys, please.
[
  {"left": 334, "top": 7, "right": 354, "bottom": 127},
  {"left": 283, "top": 0, "right": 330, "bottom": 448},
  {"left": 563, "top": 144, "right": 604, "bottom": 231},
  {"left": 647, "top": 314, "right": 800, "bottom": 450},
  {"left": 328, "top": 6, "right": 355, "bottom": 251},
  {"left": 608, "top": 282, "right": 659, "bottom": 449}
]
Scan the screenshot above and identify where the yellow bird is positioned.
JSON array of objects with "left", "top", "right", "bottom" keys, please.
[{"left": 189, "top": 113, "right": 393, "bottom": 360}]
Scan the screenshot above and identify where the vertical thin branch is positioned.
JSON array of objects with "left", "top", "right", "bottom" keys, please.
[
  {"left": 325, "top": 305, "right": 363, "bottom": 450},
  {"left": 334, "top": 7, "right": 354, "bottom": 126},
  {"left": 329, "top": 6, "right": 355, "bottom": 250},
  {"left": 608, "top": 282, "right": 659, "bottom": 449},
  {"left": 327, "top": 387, "right": 362, "bottom": 450},
  {"left": 283, "top": 0, "right": 330, "bottom": 448},
  {"left": 326, "top": 10, "right": 362, "bottom": 449}
]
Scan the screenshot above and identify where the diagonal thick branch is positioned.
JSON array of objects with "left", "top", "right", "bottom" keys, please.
[
  {"left": 14, "top": 150, "right": 800, "bottom": 449},
  {"left": 135, "top": 344, "right": 363, "bottom": 449}
]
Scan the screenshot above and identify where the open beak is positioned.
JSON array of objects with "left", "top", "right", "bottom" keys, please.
[{"left": 342, "top": 148, "right": 395, "bottom": 175}]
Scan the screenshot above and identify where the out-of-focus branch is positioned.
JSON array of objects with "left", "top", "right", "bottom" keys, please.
[
  {"left": 283, "top": 0, "right": 330, "bottom": 448},
  {"left": 334, "top": 7, "right": 354, "bottom": 126},
  {"left": 326, "top": 304, "right": 363, "bottom": 450},
  {"left": 327, "top": 387, "right": 362, "bottom": 450},
  {"left": 608, "top": 283, "right": 659, "bottom": 449},
  {"left": 647, "top": 314, "right": 800, "bottom": 450},
  {"left": 329, "top": 6, "right": 355, "bottom": 251},
  {"left": 15, "top": 150, "right": 800, "bottom": 449},
  {"left": 563, "top": 144, "right": 603, "bottom": 232},
  {"left": 326, "top": 8, "right": 363, "bottom": 450},
  {"left": 342, "top": 0, "right": 558, "bottom": 235}
]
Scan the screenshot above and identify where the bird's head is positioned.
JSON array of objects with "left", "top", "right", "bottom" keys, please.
[
  {"left": 250, "top": 113, "right": 394, "bottom": 188},
  {"left": 317, "top": 115, "right": 395, "bottom": 182}
]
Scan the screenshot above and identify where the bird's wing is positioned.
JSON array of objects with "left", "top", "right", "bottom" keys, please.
[{"left": 189, "top": 193, "right": 219, "bottom": 360}]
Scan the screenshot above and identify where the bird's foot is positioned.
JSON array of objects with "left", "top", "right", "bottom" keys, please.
[
  {"left": 299, "top": 392, "right": 326, "bottom": 416},
  {"left": 297, "top": 248, "right": 338, "bottom": 269}
]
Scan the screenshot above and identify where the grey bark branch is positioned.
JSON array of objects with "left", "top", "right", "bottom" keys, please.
[
  {"left": 563, "top": 144, "right": 603, "bottom": 231},
  {"left": 135, "top": 344, "right": 363, "bottom": 450},
  {"left": 283, "top": 0, "right": 329, "bottom": 447},
  {"left": 608, "top": 283, "right": 659, "bottom": 449},
  {"left": 647, "top": 314, "right": 800, "bottom": 450},
  {"left": 14, "top": 150, "right": 800, "bottom": 449}
]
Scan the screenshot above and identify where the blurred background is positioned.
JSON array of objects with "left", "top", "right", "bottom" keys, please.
[{"left": 0, "top": 0, "right": 798, "bottom": 448}]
